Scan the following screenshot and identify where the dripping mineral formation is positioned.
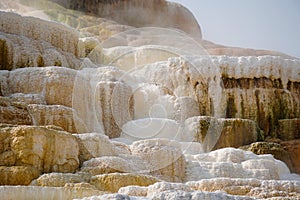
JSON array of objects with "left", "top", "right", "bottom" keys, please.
[{"left": 0, "top": 0, "right": 299, "bottom": 199}]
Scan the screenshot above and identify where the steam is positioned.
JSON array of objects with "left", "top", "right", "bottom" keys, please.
[
  {"left": 1, "top": 0, "right": 227, "bottom": 153},
  {"left": 71, "top": 27, "right": 227, "bottom": 154},
  {"left": 0, "top": 0, "right": 50, "bottom": 20}
]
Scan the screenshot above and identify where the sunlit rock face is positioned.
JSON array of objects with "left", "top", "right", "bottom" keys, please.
[
  {"left": 130, "top": 139, "right": 186, "bottom": 182},
  {"left": 92, "top": 81, "right": 134, "bottom": 138},
  {"left": 72, "top": 67, "right": 134, "bottom": 137},
  {"left": 30, "top": 173, "right": 88, "bottom": 187},
  {"left": 187, "top": 178, "right": 300, "bottom": 199},
  {"left": 0, "top": 166, "right": 40, "bottom": 185},
  {"left": 79, "top": 192, "right": 253, "bottom": 200},
  {"left": 2, "top": 57, "right": 297, "bottom": 137},
  {"left": 90, "top": 173, "right": 159, "bottom": 193},
  {"left": 0, "top": 11, "right": 79, "bottom": 55},
  {"left": 219, "top": 56, "right": 300, "bottom": 137},
  {"left": 120, "top": 55, "right": 300, "bottom": 138},
  {"left": 240, "top": 142, "right": 295, "bottom": 173},
  {"left": 0, "top": 185, "right": 106, "bottom": 200},
  {"left": 0, "top": 95, "right": 33, "bottom": 125},
  {"left": 0, "top": 125, "right": 79, "bottom": 173},
  {"left": 92, "top": 178, "right": 300, "bottom": 199},
  {"left": 137, "top": 55, "right": 300, "bottom": 136},
  {"left": 0, "top": 11, "right": 81, "bottom": 70},
  {"left": 0, "top": 0, "right": 300, "bottom": 199},
  {"left": 74, "top": 133, "right": 117, "bottom": 164},
  {"left": 28, "top": 104, "right": 78, "bottom": 133},
  {"left": 80, "top": 155, "right": 145, "bottom": 175},
  {"left": 184, "top": 147, "right": 292, "bottom": 182},
  {"left": 79, "top": 139, "right": 185, "bottom": 183},
  {"left": 0, "top": 67, "right": 77, "bottom": 107},
  {"left": 184, "top": 117, "right": 259, "bottom": 151}
]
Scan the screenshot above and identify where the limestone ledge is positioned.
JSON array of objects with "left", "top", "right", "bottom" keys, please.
[{"left": 0, "top": 11, "right": 79, "bottom": 56}]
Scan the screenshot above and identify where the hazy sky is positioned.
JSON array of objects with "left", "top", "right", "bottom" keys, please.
[{"left": 169, "top": 0, "right": 300, "bottom": 58}]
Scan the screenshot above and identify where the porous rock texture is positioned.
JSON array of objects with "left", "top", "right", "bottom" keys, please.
[
  {"left": 277, "top": 118, "right": 300, "bottom": 140},
  {"left": 28, "top": 104, "right": 78, "bottom": 133},
  {"left": 0, "top": 185, "right": 106, "bottom": 200},
  {"left": 0, "top": 11, "right": 81, "bottom": 70},
  {"left": 280, "top": 139, "right": 300, "bottom": 174},
  {"left": 4, "top": 125, "right": 79, "bottom": 173},
  {"left": 0, "top": 0, "right": 300, "bottom": 199},
  {"left": 0, "top": 166, "right": 40, "bottom": 185},
  {"left": 0, "top": 66, "right": 77, "bottom": 107},
  {"left": 130, "top": 139, "right": 186, "bottom": 182},
  {"left": 0, "top": 95, "right": 33, "bottom": 125},
  {"left": 240, "top": 142, "right": 294, "bottom": 173},
  {"left": 132, "top": 56, "right": 300, "bottom": 137},
  {"left": 184, "top": 116, "right": 259, "bottom": 151},
  {"left": 184, "top": 147, "right": 292, "bottom": 181},
  {"left": 187, "top": 178, "right": 300, "bottom": 199},
  {"left": 30, "top": 172, "right": 88, "bottom": 187},
  {"left": 90, "top": 173, "right": 159, "bottom": 193}
]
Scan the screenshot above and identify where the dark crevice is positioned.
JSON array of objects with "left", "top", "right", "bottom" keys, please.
[
  {"left": 287, "top": 81, "right": 300, "bottom": 92},
  {"left": 222, "top": 77, "right": 284, "bottom": 90},
  {"left": 226, "top": 96, "right": 237, "bottom": 118}
]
